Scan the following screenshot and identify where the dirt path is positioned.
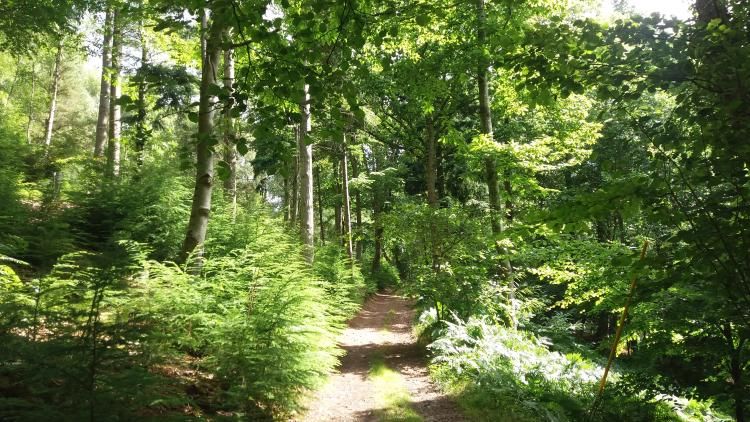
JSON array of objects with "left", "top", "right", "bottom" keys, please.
[{"left": 298, "top": 292, "right": 466, "bottom": 422}]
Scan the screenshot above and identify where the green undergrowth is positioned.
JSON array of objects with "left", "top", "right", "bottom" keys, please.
[
  {"left": 369, "top": 353, "right": 422, "bottom": 422},
  {"left": 0, "top": 187, "right": 370, "bottom": 420},
  {"left": 424, "top": 315, "right": 730, "bottom": 422}
]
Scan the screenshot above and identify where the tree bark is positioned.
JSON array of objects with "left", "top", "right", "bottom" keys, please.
[
  {"left": 283, "top": 174, "right": 290, "bottom": 221},
  {"left": 178, "top": 8, "right": 224, "bottom": 265},
  {"left": 334, "top": 159, "right": 342, "bottom": 240},
  {"left": 316, "top": 166, "right": 325, "bottom": 244},
  {"left": 352, "top": 154, "right": 363, "bottom": 261},
  {"left": 298, "top": 84, "right": 315, "bottom": 263},
  {"left": 43, "top": 39, "right": 63, "bottom": 149},
  {"left": 135, "top": 7, "right": 148, "bottom": 166},
  {"left": 26, "top": 63, "right": 36, "bottom": 144},
  {"left": 94, "top": 8, "right": 112, "bottom": 157},
  {"left": 222, "top": 43, "right": 238, "bottom": 219},
  {"left": 342, "top": 138, "right": 354, "bottom": 260},
  {"left": 371, "top": 152, "right": 384, "bottom": 274},
  {"left": 107, "top": 9, "right": 122, "bottom": 177},
  {"left": 477, "top": 0, "right": 515, "bottom": 326},
  {"left": 290, "top": 153, "right": 298, "bottom": 223},
  {"left": 426, "top": 116, "right": 440, "bottom": 270}
]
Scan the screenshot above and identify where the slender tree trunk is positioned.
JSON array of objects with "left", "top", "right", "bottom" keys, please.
[
  {"left": 371, "top": 153, "right": 384, "bottom": 274},
  {"left": 477, "top": 0, "right": 515, "bottom": 327},
  {"left": 425, "top": 116, "right": 440, "bottom": 270},
  {"left": 342, "top": 139, "right": 354, "bottom": 260},
  {"left": 94, "top": 8, "right": 112, "bottom": 157},
  {"left": 283, "top": 175, "right": 290, "bottom": 221},
  {"left": 43, "top": 39, "right": 64, "bottom": 149},
  {"left": 334, "top": 160, "right": 342, "bottom": 240},
  {"left": 290, "top": 153, "right": 298, "bottom": 223},
  {"left": 298, "top": 84, "right": 315, "bottom": 263},
  {"left": 316, "top": 166, "right": 325, "bottom": 244},
  {"left": 178, "top": 8, "right": 224, "bottom": 265},
  {"left": 26, "top": 63, "right": 36, "bottom": 144},
  {"left": 107, "top": 9, "right": 122, "bottom": 177},
  {"left": 352, "top": 154, "right": 363, "bottom": 261},
  {"left": 426, "top": 116, "right": 438, "bottom": 208},
  {"left": 222, "top": 43, "right": 237, "bottom": 219},
  {"left": 135, "top": 8, "right": 148, "bottom": 165}
]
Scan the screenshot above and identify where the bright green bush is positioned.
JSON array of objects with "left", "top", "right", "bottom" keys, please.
[
  {"left": 313, "top": 244, "right": 374, "bottom": 319},
  {"left": 0, "top": 244, "right": 177, "bottom": 421},
  {"left": 428, "top": 316, "right": 729, "bottom": 422},
  {"left": 1, "top": 201, "right": 368, "bottom": 420}
]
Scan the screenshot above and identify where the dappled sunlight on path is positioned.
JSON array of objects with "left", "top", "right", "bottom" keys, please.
[{"left": 296, "top": 292, "right": 465, "bottom": 422}]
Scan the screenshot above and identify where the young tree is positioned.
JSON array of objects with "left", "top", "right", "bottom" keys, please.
[{"left": 43, "top": 39, "right": 64, "bottom": 148}]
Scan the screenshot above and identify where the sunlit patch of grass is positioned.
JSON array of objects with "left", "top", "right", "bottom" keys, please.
[{"left": 369, "top": 353, "right": 422, "bottom": 422}]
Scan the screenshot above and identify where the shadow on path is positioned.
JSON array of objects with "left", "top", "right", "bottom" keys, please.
[{"left": 298, "top": 292, "right": 466, "bottom": 422}]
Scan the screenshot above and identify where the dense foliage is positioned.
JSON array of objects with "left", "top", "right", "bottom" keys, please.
[{"left": 0, "top": 0, "right": 748, "bottom": 420}]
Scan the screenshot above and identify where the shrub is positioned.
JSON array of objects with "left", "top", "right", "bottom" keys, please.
[{"left": 428, "top": 316, "right": 729, "bottom": 422}]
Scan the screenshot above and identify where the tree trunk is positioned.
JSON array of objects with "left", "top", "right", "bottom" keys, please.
[
  {"left": 371, "top": 153, "right": 384, "bottom": 274},
  {"left": 26, "top": 63, "right": 36, "bottom": 144},
  {"left": 135, "top": 8, "right": 148, "bottom": 166},
  {"left": 425, "top": 116, "right": 438, "bottom": 208},
  {"left": 290, "top": 153, "right": 298, "bottom": 223},
  {"left": 352, "top": 154, "right": 363, "bottom": 261},
  {"left": 43, "top": 39, "right": 63, "bottom": 149},
  {"left": 94, "top": 8, "right": 112, "bottom": 157},
  {"left": 222, "top": 43, "right": 237, "bottom": 219},
  {"left": 316, "top": 166, "right": 325, "bottom": 244},
  {"left": 178, "top": 8, "right": 224, "bottom": 265},
  {"left": 298, "top": 84, "right": 315, "bottom": 263},
  {"left": 334, "top": 160, "right": 342, "bottom": 240},
  {"left": 342, "top": 139, "right": 354, "bottom": 260},
  {"left": 477, "top": 0, "right": 515, "bottom": 326},
  {"left": 283, "top": 175, "right": 290, "bottom": 221},
  {"left": 426, "top": 116, "right": 440, "bottom": 270},
  {"left": 107, "top": 9, "right": 122, "bottom": 177}
]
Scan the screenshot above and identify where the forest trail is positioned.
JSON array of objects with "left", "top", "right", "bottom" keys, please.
[{"left": 298, "top": 292, "right": 466, "bottom": 422}]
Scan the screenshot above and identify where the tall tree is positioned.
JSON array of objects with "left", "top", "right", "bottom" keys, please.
[
  {"left": 178, "top": 4, "right": 225, "bottom": 264},
  {"left": 298, "top": 83, "right": 314, "bottom": 263},
  {"left": 341, "top": 135, "right": 353, "bottom": 259},
  {"left": 135, "top": 2, "right": 149, "bottom": 165},
  {"left": 476, "top": 0, "right": 514, "bottom": 324},
  {"left": 94, "top": 8, "right": 112, "bottom": 158},
  {"left": 106, "top": 9, "right": 122, "bottom": 177},
  {"left": 43, "top": 38, "right": 63, "bottom": 148},
  {"left": 222, "top": 41, "right": 238, "bottom": 214}
]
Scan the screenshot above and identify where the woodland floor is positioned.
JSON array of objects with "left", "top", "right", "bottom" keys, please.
[{"left": 297, "top": 292, "right": 466, "bottom": 422}]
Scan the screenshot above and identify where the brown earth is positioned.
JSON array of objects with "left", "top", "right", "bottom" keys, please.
[{"left": 296, "top": 292, "right": 466, "bottom": 422}]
